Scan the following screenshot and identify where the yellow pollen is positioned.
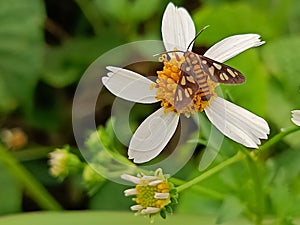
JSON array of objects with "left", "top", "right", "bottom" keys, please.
[
  {"left": 134, "top": 181, "right": 170, "bottom": 209},
  {"left": 157, "top": 182, "right": 169, "bottom": 190},
  {"left": 155, "top": 53, "right": 217, "bottom": 117},
  {"left": 155, "top": 199, "right": 166, "bottom": 208}
]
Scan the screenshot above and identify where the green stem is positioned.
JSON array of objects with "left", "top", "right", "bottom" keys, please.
[
  {"left": 176, "top": 152, "right": 244, "bottom": 193},
  {"left": 258, "top": 126, "right": 300, "bottom": 153},
  {"left": 240, "top": 148, "right": 264, "bottom": 225},
  {"left": 170, "top": 177, "right": 224, "bottom": 200},
  {"left": 11, "top": 146, "right": 53, "bottom": 161},
  {"left": 0, "top": 144, "right": 63, "bottom": 210},
  {"left": 75, "top": 0, "right": 102, "bottom": 35}
]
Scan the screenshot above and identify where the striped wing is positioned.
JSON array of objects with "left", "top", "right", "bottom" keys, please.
[
  {"left": 174, "top": 51, "right": 245, "bottom": 112},
  {"left": 174, "top": 71, "right": 199, "bottom": 112},
  {"left": 198, "top": 55, "right": 245, "bottom": 84}
]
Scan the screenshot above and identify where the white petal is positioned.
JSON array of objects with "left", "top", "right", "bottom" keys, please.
[
  {"left": 130, "top": 205, "right": 143, "bottom": 211},
  {"left": 149, "top": 180, "right": 163, "bottom": 186},
  {"left": 102, "top": 66, "right": 158, "bottom": 103},
  {"left": 204, "top": 97, "right": 269, "bottom": 148},
  {"left": 291, "top": 110, "right": 300, "bottom": 126},
  {"left": 128, "top": 108, "right": 179, "bottom": 163},
  {"left": 124, "top": 188, "right": 137, "bottom": 196},
  {"left": 154, "top": 192, "right": 169, "bottom": 199},
  {"left": 141, "top": 207, "right": 160, "bottom": 215},
  {"left": 161, "top": 2, "right": 196, "bottom": 54},
  {"left": 141, "top": 175, "right": 157, "bottom": 181},
  {"left": 120, "top": 174, "right": 140, "bottom": 184},
  {"left": 204, "top": 34, "right": 265, "bottom": 63}
]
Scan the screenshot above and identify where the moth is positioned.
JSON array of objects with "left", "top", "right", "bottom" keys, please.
[
  {"left": 174, "top": 51, "right": 245, "bottom": 111},
  {"left": 164, "top": 26, "right": 246, "bottom": 111}
]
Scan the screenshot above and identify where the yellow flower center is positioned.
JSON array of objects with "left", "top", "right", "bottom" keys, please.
[
  {"left": 154, "top": 53, "right": 217, "bottom": 117},
  {"left": 135, "top": 181, "right": 170, "bottom": 209}
]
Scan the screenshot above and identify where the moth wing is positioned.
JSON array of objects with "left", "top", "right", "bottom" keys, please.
[
  {"left": 199, "top": 55, "right": 245, "bottom": 84},
  {"left": 174, "top": 71, "right": 199, "bottom": 112}
]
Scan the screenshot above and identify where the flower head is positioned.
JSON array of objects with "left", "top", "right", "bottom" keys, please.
[
  {"left": 102, "top": 2, "right": 270, "bottom": 163},
  {"left": 121, "top": 168, "right": 177, "bottom": 220},
  {"left": 48, "top": 147, "right": 82, "bottom": 179},
  {"left": 291, "top": 110, "right": 300, "bottom": 126},
  {"left": 0, "top": 128, "right": 28, "bottom": 150},
  {"left": 155, "top": 53, "right": 218, "bottom": 117}
]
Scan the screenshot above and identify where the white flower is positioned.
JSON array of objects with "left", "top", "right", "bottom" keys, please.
[
  {"left": 48, "top": 147, "right": 82, "bottom": 179},
  {"left": 291, "top": 110, "right": 300, "bottom": 126},
  {"left": 49, "top": 149, "right": 69, "bottom": 178},
  {"left": 102, "top": 2, "right": 270, "bottom": 163},
  {"left": 121, "top": 168, "right": 174, "bottom": 218}
]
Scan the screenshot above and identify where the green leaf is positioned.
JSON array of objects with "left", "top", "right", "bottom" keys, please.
[
  {"left": 0, "top": 163, "right": 22, "bottom": 214},
  {"left": 264, "top": 149, "right": 300, "bottom": 223},
  {"left": 130, "top": 0, "right": 161, "bottom": 21},
  {"left": 0, "top": 211, "right": 258, "bottom": 225},
  {"left": 220, "top": 50, "right": 268, "bottom": 115},
  {"left": 89, "top": 181, "right": 131, "bottom": 210},
  {"left": 160, "top": 209, "right": 167, "bottom": 219},
  {"left": 0, "top": 80, "right": 17, "bottom": 112},
  {"left": 165, "top": 205, "right": 173, "bottom": 214},
  {"left": 193, "top": 2, "right": 283, "bottom": 46},
  {"left": 24, "top": 85, "right": 63, "bottom": 131},
  {"left": 176, "top": 186, "right": 222, "bottom": 215},
  {"left": 0, "top": 0, "right": 45, "bottom": 113},
  {"left": 269, "top": 147, "right": 300, "bottom": 181},
  {"left": 94, "top": 0, "right": 161, "bottom": 23},
  {"left": 267, "top": 168, "right": 296, "bottom": 222},
  {"left": 216, "top": 195, "right": 244, "bottom": 224},
  {"left": 288, "top": 0, "right": 300, "bottom": 34},
  {"left": 262, "top": 36, "right": 300, "bottom": 146},
  {"left": 42, "top": 36, "right": 122, "bottom": 88},
  {"left": 262, "top": 36, "right": 300, "bottom": 104},
  {"left": 265, "top": 79, "right": 294, "bottom": 128}
]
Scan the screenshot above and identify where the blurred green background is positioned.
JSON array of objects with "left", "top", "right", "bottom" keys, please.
[{"left": 0, "top": 0, "right": 300, "bottom": 224}]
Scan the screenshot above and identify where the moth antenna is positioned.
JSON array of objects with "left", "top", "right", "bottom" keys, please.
[
  {"left": 154, "top": 25, "right": 209, "bottom": 58},
  {"left": 186, "top": 25, "right": 210, "bottom": 51}
]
